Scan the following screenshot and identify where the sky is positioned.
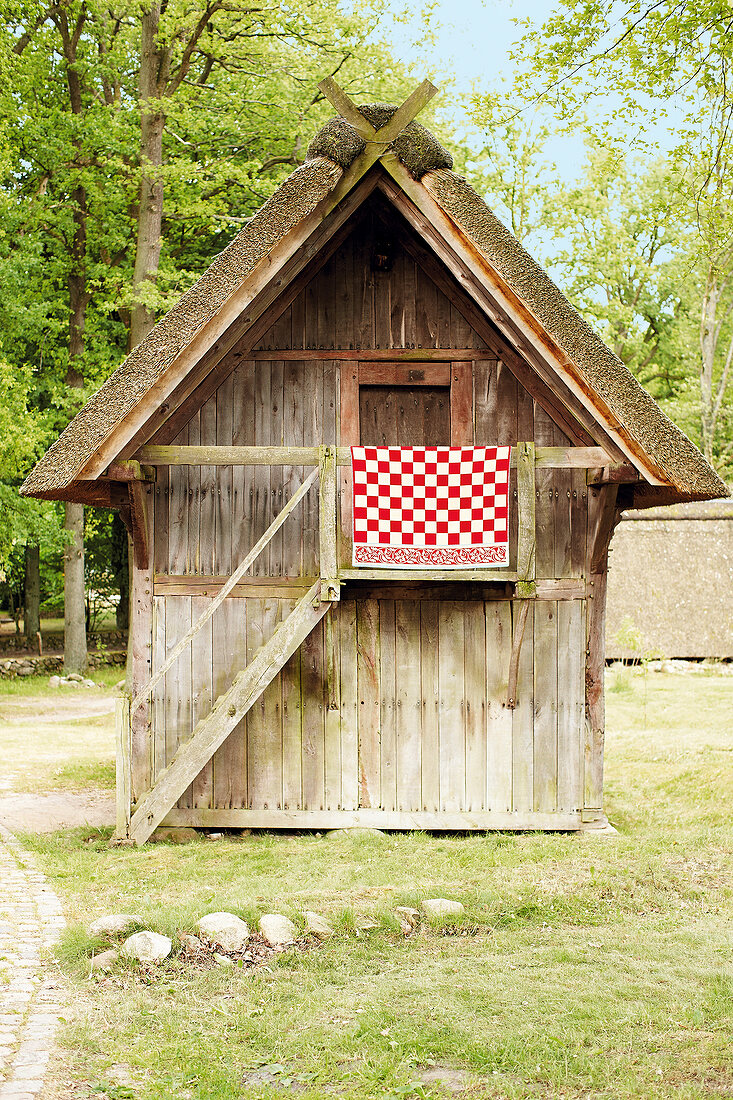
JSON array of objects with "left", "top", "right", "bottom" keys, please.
[
  {"left": 375, "top": 0, "right": 554, "bottom": 93},
  {"left": 359, "top": 0, "right": 594, "bottom": 182}
]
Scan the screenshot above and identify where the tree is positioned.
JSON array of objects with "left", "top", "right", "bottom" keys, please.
[
  {"left": 1, "top": 0, "right": 418, "bottom": 664},
  {"left": 470, "top": 0, "right": 733, "bottom": 478}
]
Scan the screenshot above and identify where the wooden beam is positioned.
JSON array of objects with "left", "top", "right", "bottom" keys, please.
[
  {"left": 318, "top": 78, "right": 439, "bottom": 144},
  {"left": 358, "top": 363, "right": 451, "bottom": 385},
  {"left": 130, "top": 466, "right": 318, "bottom": 713},
  {"left": 249, "top": 349, "right": 482, "bottom": 361},
  {"left": 318, "top": 77, "right": 373, "bottom": 135},
  {"left": 127, "top": 582, "right": 331, "bottom": 845},
  {"left": 516, "top": 441, "right": 536, "bottom": 599},
  {"left": 115, "top": 696, "right": 132, "bottom": 840},
  {"left": 162, "top": 806, "right": 581, "bottom": 831},
  {"left": 153, "top": 575, "right": 316, "bottom": 598},
  {"left": 137, "top": 444, "right": 613, "bottom": 469},
  {"left": 319, "top": 445, "right": 339, "bottom": 598},
  {"left": 377, "top": 80, "right": 438, "bottom": 140},
  {"left": 128, "top": 482, "right": 149, "bottom": 571},
  {"left": 587, "top": 462, "right": 639, "bottom": 486},
  {"left": 107, "top": 460, "right": 155, "bottom": 482},
  {"left": 338, "top": 567, "right": 518, "bottom": 582},
  {"left": 506, "top": 599, "right": 530, "bottom": 709}
]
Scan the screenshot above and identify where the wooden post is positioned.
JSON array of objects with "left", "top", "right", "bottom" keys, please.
[
  {"left": 516, "top": 441, "right": 537, "bottom": 599},
  {"left": 115, "top": 695, "right": 132, "bottom": 839},
  {"left": 319, "top": 445, "right": 339, "bottom": 600}
]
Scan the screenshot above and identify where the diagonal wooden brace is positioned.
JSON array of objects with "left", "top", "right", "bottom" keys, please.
[{"left": 124, "top": 581, "right": 332, "bottom": 845}]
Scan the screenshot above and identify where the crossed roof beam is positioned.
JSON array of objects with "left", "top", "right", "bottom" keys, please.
[{"left": 318, "top": 77, "right": 439, "bottom": 178}]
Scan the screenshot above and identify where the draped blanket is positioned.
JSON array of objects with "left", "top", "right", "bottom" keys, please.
[{"left": 351, "top": 446, "right": 511, "bottom": 568}]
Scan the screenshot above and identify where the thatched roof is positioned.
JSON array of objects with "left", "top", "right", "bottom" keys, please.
[{"left": 22, "top": 106, "right": 729, "bottom": 505}]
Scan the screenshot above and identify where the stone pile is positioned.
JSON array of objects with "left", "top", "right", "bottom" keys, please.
[{"left": 87, "top": 898, "right": 466, "bottom": 970}]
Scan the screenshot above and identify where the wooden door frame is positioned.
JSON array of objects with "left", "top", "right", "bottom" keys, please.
[{"left": 339, "top": 358, "right": 474, "bottom": 560}]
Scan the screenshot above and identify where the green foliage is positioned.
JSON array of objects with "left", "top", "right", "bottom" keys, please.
[{"left": 469, "top": 1, "right": 733, "bottom": 480}]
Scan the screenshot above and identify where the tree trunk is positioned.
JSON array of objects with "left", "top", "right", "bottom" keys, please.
[
  {"left": 64, "top": 502, "right": 87, "bottom": 673},
  {"left": 699, "top": 266, "right": 718, "bottom": 462},
  {"left": 130, "top": 0, "right": 168, "bottom": 350},
  {"left": 23, "top": 543, "right": 41, "bottom": 644}
]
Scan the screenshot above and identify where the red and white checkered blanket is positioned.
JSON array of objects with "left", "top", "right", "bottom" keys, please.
[{"left": 351, "top": 445, "right": 511, "bottom": 568}]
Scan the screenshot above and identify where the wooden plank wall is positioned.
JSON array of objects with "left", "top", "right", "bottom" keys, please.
[{"left": 145, "top": 206, "right": 589, "bottom": 822}]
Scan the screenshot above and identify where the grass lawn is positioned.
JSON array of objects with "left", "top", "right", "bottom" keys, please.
[
  {"left": 0, "top": 667, "right": 119, "bottom": 792},
  {"left": 9, "top": 667, "right": 733, "bottom": 1099}
]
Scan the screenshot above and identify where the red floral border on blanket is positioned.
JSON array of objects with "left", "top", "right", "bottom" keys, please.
[{"left": 353, "top": 545, "right": 508, "bottom": 567}]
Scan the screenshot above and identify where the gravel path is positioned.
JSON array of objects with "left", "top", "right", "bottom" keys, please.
[{"left": 0, "top": 826, "right": 65, "bottom": 1099}]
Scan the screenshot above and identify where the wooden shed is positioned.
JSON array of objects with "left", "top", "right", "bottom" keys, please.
[{"left": 22, "top": 81, "right": 728, "bottom": 844}]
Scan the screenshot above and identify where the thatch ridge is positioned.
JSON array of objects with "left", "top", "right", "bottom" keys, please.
[{"left": 306, "top": 105, "right": 453, "bottom": 179}]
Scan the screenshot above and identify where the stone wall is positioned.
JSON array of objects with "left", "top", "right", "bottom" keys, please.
[{"left": 0, "top": 652, "right": 127, "bottom": 678}]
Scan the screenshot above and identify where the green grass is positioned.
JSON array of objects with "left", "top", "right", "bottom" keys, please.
[
  {"left": 15, "top": 667, "right": 733, "bottom": 1099},
  {"left": 0, "top": 673, "right": 118, "bottom": 792}
]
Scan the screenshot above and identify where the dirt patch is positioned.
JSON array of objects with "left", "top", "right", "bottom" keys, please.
[
  {"left": 0, "top": 694, "right": 115, "bottom": 724},
  {"left": 0, "top": 791, "right": 115, "bottom": 833},
  {"left": 0, "top": 689, "right": 116, "bottom": 832}
]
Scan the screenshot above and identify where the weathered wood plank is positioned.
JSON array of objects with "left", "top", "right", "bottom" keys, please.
[
  {"left": 282, "top": 359, "right": 305, "bottom": 578},
  {"left": 516, "top": 442, "right": 536, "bottom": 598},
  {"left": 303, "top": 362, "right": 324, "bottom": 577},
  {"left": 464, "top": 600, "right": 486, "bottom": 811},
  {"left": 253, "top": 363, "right": 272, "bottom": 577},
  {"left": 557, "top": 598, "right": 584, "bottom": 813},
  {"left": 130, "top": 511, "right": 154, "bottom": 802},
  {"left": 450, "top": 362, "right": 473, "bottom": 445},
  {"left": 139, "top": 444, "right": 613, "bottom": 469},
  {"left": 420, "top": 600, "right": 440, "bottom": 811},
  {"left": 356, "top": 598, "right": 380, "bottom": 809},
  {"left": 339, "top": 600, "right": 359, "bottom": 810},
  {"left": 301, "top": 614, "right": 325, "bottom": 811},
  {"left": 359, "top": 363, "right": 452, "bottom": 385},
  {"left": 438, "top": 601, "right": 465, "bottom": 812},
  {"left": 319, "top": 446, "right": 338, "bottom": 593},
  {"left": 339, "top": 364, "right": 359, "bottom": 566},
  {"left": 153, "top": 576, "right": 315, "bottom": 598},
  {"left": 269, "top": 363, "right": 285, "bottom": 575},
  {"left": 212, "top": 598, "right": 247, "bottom": 809},
  {"left": 191, "top": 595, "right": 214, "bottom": 810},
  {"left": 379, "top": 600, "right": 397, "bottom": 811},
  {"left": 485, "top": 600, "right": 513, "bottom": 812},
  {"left": 115, "top": 697, "right": 132, "bottom": 839},
  {"left": 395, "top": 600, "right": 422, "bottom": 812},
  {"left": 280, "top": 603, "right": 302, "bottom": 811},
  {"left": 324, "top": 611, "right": 341, "bottom": 810},
  {"left": 129, "top": 481, "right": 150, "bottom": 570},
  {"left": 152, "top": 596, "right": 166, "bottom": 785},
  {"left": 261, "top": 598, "right": 284, "bottom": 809},
  {"left": 511, "top": 599, "right": 534, "bottom": 813},
  {"left": 533, "top": 599, "right": 558, "bottom": 813},
  {"left": 127, "top": 582, "right": 330, "bottom": 845},
  {"left": 339, "top": 567, "right": 518, "bottom": 582}
]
